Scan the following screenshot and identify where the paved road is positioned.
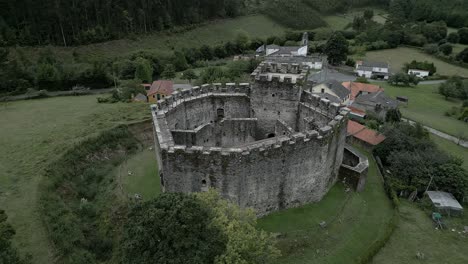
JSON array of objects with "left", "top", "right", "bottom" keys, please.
[{"left": 403, "top": 118, "right": 468, "bottom": 148}]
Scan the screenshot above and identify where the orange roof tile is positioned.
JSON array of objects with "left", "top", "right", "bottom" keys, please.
[
  {"left": 347, "top": 120, "right": 386, "bottom": 146},
  {"left": 342, "top": 82, "right": 384, "bottom": 100},
  {"left": 147, "top": 80, "right": 174, "bottom": 96}
]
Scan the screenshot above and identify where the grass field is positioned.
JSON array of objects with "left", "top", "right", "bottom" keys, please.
[
  {"left": 0, "top": 96, "right": 150, "bottom": 264},
  {"left": 258, "top": 148, "right": 393, "bottom": 263},
  {"left": 118, "top": 149, "right": 161, "bottom": 201},
  {"left": 375, "top": 82, "right": 468, "bottom": 137},
  {"left": 453, "top": 43, "right": 468, "bottom": 54},
  {"left": 323, "top": 9, "right": 387, "bottom": 30},
  {"left": 373, "top": 201, "right": 468, "bottom": 264},
  {"left": 431, "top": 135, "right": 468, "bottom": 171},
  {"left": 15, "top": 15, "right": 286, "bottom": 63},
  {"left": 359, "top": 47, "right": 468, "bottom": 77}
]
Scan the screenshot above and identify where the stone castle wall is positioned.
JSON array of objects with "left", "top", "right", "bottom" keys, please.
[{"left": 151, "top": 63, "right": 349, "bottom": 216}]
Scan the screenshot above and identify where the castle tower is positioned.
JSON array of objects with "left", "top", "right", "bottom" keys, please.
[{"left": 250, "top": 62, "right": 308, "bottom": 138}]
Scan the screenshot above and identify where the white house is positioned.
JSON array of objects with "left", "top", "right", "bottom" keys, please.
[
  {"left": 408, "top": 69, "right": 430, "bottom": 78},
  {"left": 263, "top": 32, "right": 309, "bottom": 57},
  {"left": 311, "top": 80, "right": 351, "bottom": 104},
  {"left": 355, "top": 61, "right": 390, "bottom": 80}
]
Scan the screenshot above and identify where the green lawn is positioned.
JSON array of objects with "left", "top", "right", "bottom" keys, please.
[
  {"left": 373, "top": 201, "right": 468, "bottom": 264},
  {"left": 118, "top": 149, "right": 161, "bottom": 201},
  {"left": 15, "top": 15, "right": 286, "bottom": 63},
  {"left": 453, "top": 43, "right": 468, "bottom": 54},
  {"left": 359, "top": 47, "right": 468, "bottom": 77},
  {"left": 323, "top": 9, "right": 387, "bottom": 30},
  {"left": 430, "top": 135, "right": 468, "bottom": 171},
  {"left": 0, "top": 96, "right": 150, "bottom": 264},
  {"left": 258, "top": 148, "right": 393, "bottom": 263},
  {"left": 375, "top": 82, "right": 468, "bottom": 137}
]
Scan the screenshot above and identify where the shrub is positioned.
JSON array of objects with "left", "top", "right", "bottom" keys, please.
[
  {"left": 447, "top": 32, "right": 460, "bottom": 43},
  {"left": 439, "top": 43, "right": 453, "bottom": 55},
  {"left": 458, "top": 28, "right": 468, "bottom": 44},
  {"left": 423, "top": 44, "right": 439, "bottom": 54}
]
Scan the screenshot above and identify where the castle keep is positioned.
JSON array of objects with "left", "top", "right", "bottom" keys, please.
[{"left": 151, "top": 62, "right": 350, "bottom": 215}]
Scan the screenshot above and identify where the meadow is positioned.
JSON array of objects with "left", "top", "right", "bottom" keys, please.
[
  {"left": 431, "top": 135, "right": 468, "bottom": 171},
  {"left": 258, "top": 148, "right": 394, "bottom": 263},
  {"left": 372, "top": 201, "right": 468, "bottom": 264},
  {"left": 375, "top": 82, "right": 468, "bottom": 138},
  {"left": 0, "top": 96, "right": 150, "bottom": 264},
  {"left": 359, "top": 47, "right": 468, "bottom": 77}
]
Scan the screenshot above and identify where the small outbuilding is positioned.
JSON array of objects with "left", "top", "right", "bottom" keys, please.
[
  {"left": 408, "top": 69, "right": 430, "bottom": 78},
  {"left": 426, "top": 191, "right": 464, "bottom": 216}
]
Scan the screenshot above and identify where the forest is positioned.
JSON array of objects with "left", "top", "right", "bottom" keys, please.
[{"left": 0, "top": 0, "right": 245, "bottom": 46}]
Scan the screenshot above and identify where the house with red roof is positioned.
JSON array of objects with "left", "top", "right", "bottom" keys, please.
[
  {"left": 347, "top": 120, "right": 386, "bottom": 149},
  {"left": 146, "top": 80, "right": 174, "bottom": 103},
  {"left": 342, "top": 81, "right": 384, "bottom": 101}
]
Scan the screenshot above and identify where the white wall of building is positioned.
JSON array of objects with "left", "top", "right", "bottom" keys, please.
[{"left": 408, "top": 69, "right": 429, "bottom": 78}]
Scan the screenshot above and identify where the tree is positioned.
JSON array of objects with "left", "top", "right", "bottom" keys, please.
[
  {"left": 120, "top": 193, "right": 227, "bottom": 264},
  {"left": 363, "top": 9, "right": 374, "bottom": 20},
  {"left": 458, "top": 28, "right": 468, "bottom": 44},
  {"left": 447, "top": 32, "right": 460, "bottom": 43},
  {"left": 173, "top": 51, "right": 189, "bottom": 72},
  {"left": 161, "top": 64, "right": 176, "bottom": 79},
  {"left": 196, "top": 190, "right": 280, "bottom": 264},
  {"left": 433, "top": 161, "right": 468, "bottom": 200},
  {"left": 235, "top": 30, "right": 250, "bottom": 52},
  {"left": 456, "top": 48, "right": 468, "bottom": 63},
  {"left": 134, "top": 57, "right": 153, "bottom": 83},
  {"left": 324, "top": 32, "right": 348, "bottom": 66},
  {"left": 200, "top": 45, "right": 214, "bottom": 60},
  {"left": 182, "top": 69, "right": 197, "bottom": 84},
  {"left": 0, "top": 210, "right": 28, "bottom": 264},
  {"left": 386, "top": 109, "right": 402, "bottom": 123},
  {"left": 439, "top": 43, "right": 453, "bottom": 55},
  {"left": 388, "top": 72, "right": 419, "bottom": 86},
  {"left": 438, "top": 76, "right": 467, "bottom": 99}
]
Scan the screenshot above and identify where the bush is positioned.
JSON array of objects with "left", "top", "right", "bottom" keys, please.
[
  {"left": 458, "top": 28, "right": 468, "bottom": 44},
  {"left": 439, "top": 43, "right": 453, "bottom": 55},
  {"left": 447, "top": 32, "right": 460, "bottom": 43},
  {"left": 39, "top": 126, "right": 140, "bottom": 263},
  {"left": 456, "top": 48, "right": 468, "bottom": 63},
  {"left": 423, "top": 44, "right": 439, "bottom": 54}
]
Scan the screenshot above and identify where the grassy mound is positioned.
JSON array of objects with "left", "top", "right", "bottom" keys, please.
[{"left": 39, "top": 125, "right": 141, "bottom": 263}]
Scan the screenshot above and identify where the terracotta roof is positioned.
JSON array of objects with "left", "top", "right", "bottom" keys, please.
[
  {"left": 342, "top": 82, "right": 384, "bottom": 100},
  {"left": 347, "top": 120, "right": 386, "bottom": 146},
  {"left": 147, "top": 80, "right": 174, "bottom": 96}
]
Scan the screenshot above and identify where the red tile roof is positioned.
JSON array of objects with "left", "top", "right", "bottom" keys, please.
[
  {"left": 347, "top": 120, "right": 386, "bottom": 146},
  {"left": 342, "top": 82, "right": 383, "bottom": 100},
  {"left": 147, "top": 80, "right": 174, "bottom": 96}
]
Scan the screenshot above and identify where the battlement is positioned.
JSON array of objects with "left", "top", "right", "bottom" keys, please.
[
  {"left": 250, "top": 62, "right": 308, "bottom": 84},
  {"left": 159, "top": 111, "right": 347, "bottom": 157},
  {"left": 300, "top": 90, "right": 348, "bottom": 118},
  {"left": 151, "top": 83, "right": 250, "bottom": 113}
]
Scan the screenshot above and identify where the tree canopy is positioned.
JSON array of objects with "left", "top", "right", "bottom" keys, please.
[
  {"left": 120, "top": 193, "right": 227, "bottom": 264},
  {"left": 120, "top": 191, "right": 279, "bottom": 264},
  {"left": 324, "top": 32, "right": 349, "bottom": 65}
]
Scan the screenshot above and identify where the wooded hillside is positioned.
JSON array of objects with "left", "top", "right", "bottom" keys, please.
[{"left": 0, "top": 0, "right": 245, "bottom": 46}]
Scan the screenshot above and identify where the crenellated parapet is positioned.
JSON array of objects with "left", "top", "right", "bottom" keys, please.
[
  {"left": 152, "top": 82, "right": 250, "bottom": 113},
  {"left": 250, "top": 62, "right": 308, "bottom": 84},
  {"left": 300, "top": 90, "right": 348, "bottom": 119}
]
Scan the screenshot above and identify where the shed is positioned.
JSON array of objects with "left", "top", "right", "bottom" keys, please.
[{"left": 426, "top": 191, "right": 464, "bottom": 216}]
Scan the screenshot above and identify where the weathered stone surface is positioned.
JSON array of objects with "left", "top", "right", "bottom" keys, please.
[{"left": 151, "top": 63, "right": 350, "bottom": 216}]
